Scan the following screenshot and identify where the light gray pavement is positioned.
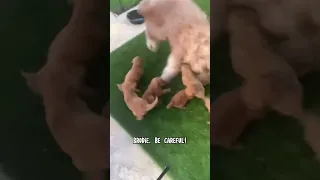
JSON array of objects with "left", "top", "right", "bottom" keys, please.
[{"left": 110, "top": 6, "right": 171, "bottom": 180}]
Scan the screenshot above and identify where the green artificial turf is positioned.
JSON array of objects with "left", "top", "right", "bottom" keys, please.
[
  {"left": 110, "top": 0, "right": 141, "bottom": 14},
  {"left": 110, "top": 0, "right": 210, "bottom": 179}
]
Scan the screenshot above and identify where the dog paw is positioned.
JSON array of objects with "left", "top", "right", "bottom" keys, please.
[{"left": 146, "top": 38, "right": 159, "bottom": 52}]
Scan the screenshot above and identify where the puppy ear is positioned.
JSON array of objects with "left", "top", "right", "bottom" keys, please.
[
  {"left": 117, "top": 84, "right": 123, "bottom": 91},
  {"left": 21, "top": 71, "right": 39, "bottom": 92}
]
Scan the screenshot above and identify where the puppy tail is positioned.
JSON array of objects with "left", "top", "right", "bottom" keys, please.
[
  {"left": 166, "top": 101, "right": 173, "bottom": 109},
  {"left": 203, "top": 97, "right": 210, "bottom": 112},
  {"left": 146, "top": 96, "right": 158, "bottom": 111}
]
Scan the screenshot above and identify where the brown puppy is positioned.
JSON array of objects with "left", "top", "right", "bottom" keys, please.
[
  {"left": 21, "top": 0, "right": 109, "bottom": 178},
  {"left": 166, "top": 89, "right": 190, "bottom": 109},
  {"left": 116, "top": 57, "right": 158, "bottom": 120},
  {"left": 117, "top": 56, "right": 144, "bottom": 91},
  {"left": 181, "top": 64, "right": 209, "bottom": 112},
  {"left": 181, "top": 64, "right": 206, "bottom": 99},
  {"left": 120, "top": 83, "right": 159, "bottom": 120},
  {"left": 142, "top": 77, "right": 171, "bottom": 103}
]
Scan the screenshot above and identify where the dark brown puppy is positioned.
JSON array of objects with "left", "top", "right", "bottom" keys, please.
[{"left": 21, "top": 0, "right": 109, "bottom": 179}]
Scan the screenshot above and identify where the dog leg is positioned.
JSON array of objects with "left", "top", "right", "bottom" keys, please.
[
  {"left": 160, "top": 53, "right": 182, "bottom": 83},
  {"left": 145, "top": 30, "right": 159, "bottom": 52}
]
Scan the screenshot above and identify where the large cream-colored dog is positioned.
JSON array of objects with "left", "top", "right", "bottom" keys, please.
[{"left": 138, "top": 0, "right": 210, "bottom": 84}]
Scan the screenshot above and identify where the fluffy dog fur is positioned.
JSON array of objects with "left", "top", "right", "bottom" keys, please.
[
  {"left": 117, "top": 56, "right": 144, "bottom": 91},
  {"left": 21, "top": 0, "right": 109, "bottom": 179},
  {"left": 166, "top": 89, "right": 190, "bottom": 109},
  {"left": 138, "top": 0, "right": 210, "bottom": 84},
  {"left": 142, "top": 77, "right": 171, "bottom": 103}
]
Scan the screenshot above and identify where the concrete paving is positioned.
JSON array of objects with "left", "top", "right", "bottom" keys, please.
[{"left": 110, "top": 6, "right": 171, "bottom": 180}]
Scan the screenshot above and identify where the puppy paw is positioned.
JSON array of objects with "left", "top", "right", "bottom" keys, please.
[{"left": 146, "top": 38, "right": 159, "bottom": 52}]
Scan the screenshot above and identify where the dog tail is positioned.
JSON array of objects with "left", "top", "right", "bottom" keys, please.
[{"left": 146, "top": 96, "right": 158, "bottom": 111}]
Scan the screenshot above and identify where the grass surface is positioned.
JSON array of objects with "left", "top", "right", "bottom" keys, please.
[
  {"left": 110, "top": 0, "right": 140, "bottom": 14},
  {"left": 0, "top": 0, "right": 108, "bottom": 179},
  {"left": 110, "top": 0, "right": 210, "bottom": 179}
]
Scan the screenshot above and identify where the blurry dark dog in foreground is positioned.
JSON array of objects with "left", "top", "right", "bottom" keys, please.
[
  {"left": 228, "top": 7, "right": 304, "bottom": 121},
  {"left": 212, "top": 6, "right": 320, "bottom": 160},
  {"left": 21, "top": 0, "right": 109, "bottom": 179}
]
